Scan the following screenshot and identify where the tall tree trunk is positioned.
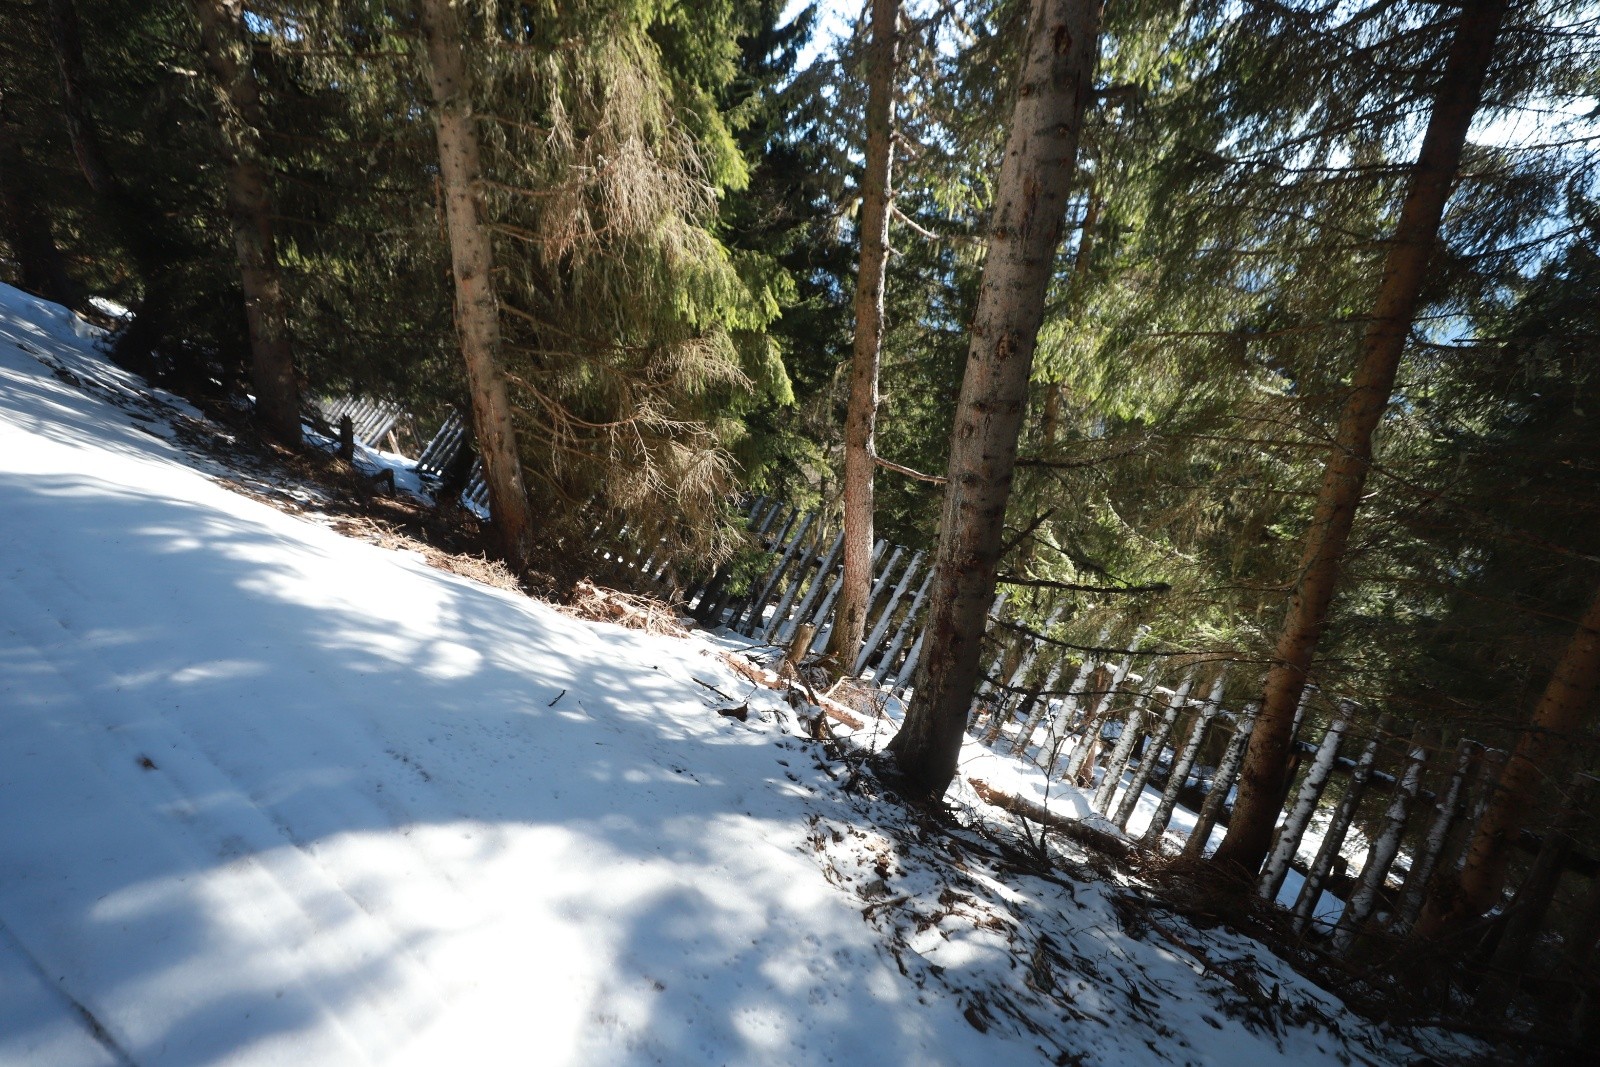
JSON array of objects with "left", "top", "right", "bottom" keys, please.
[
  {"left": 190, "top": 0, "right": 301, "bottom": 447},
  {"left": 44, "top": 0, "right": 173, "bottom": 374},
  {"left": 884, "top": 0, "right": 1102, "bottom": 799},
  {"left": 1209, "top": 0, "right": 1510, "bottom": 876},
  {"left": 825, "top": 0, "right": 899, "bottom": 670},
  {"left": 0, "top": 95, "right": 78, "bottom": 307},
  {"left": 1415, "top": 582, "right": 1600, "bottom": 939},
  {"left": 43, "top": 0, "right": 118, "bottom": 202},
  {"left": 416, "top": 0, "right": 536, "bottom": 573}
]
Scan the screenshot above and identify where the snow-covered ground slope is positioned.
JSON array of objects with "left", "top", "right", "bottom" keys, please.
[{"left": 0, "top": 284, "right": 1464, "bottom": 1065}]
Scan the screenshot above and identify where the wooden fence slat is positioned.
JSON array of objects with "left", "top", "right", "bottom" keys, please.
[
  {"left": 1260, "top": 714, "right": 1350, "bottom": 901},
  {"left": 1063, "top": 634, "right": 1145, "bottom": 781},
  {"left": 889, "top": 626, "right": 925, "bottom": 692},
  {"left": 976, "top": 592, "right": 1015, "bottom": 701},
  {"left": 984, "top": 605, "right": 1063, "bottom": 736},
  {"left": 762, "top": 521, "right": 828, "bottom": 642},
  {"left": 1142, "top": 676, "right": 1226, "bottom": 848},
  {"left": 773, "top": 528, "right": 844, "bottom": 644},
  {"left": 1008, "top": 651, "right": 1075, "bottom": 758},
  {"left": 1183, "top": 704, "right": 1257, "bottom": 860},
  {"left": 1088, "top": 671, "right": 1159, "bottom": 811},
  {"left": 878, "top": 566, "right": 933, "bottom": 687},
  {"left": 1109, "top": 675, "right": 1191, "bottom": 828},
  {"left": 1331, "top": 730, "right": 1430, "bottom": 954},
  {"left": 718, "top": 505, "right": 795, "bottom": 626},
  {"left": 1027, "top": 657, "right": 1096, "bottom": 769},
  {"left": 733, "top": 510, "right": 815, "bottom": 635},
  {"left": 854, "top": 550, "right": 925, "bottom": 677},
  {"left": 1389, "top": 739, "right": 1475, "bottom": 936},
  {"left": 808, "top": 539, "right": 887, "bottom": 653},
  {"left": 1289, "top": 715, "right": 1392, "bottom": 933}
]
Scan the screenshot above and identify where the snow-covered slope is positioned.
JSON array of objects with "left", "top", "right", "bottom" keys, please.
[{"left": 0, "top": 285, "right": 1460, "bottom": 1065}]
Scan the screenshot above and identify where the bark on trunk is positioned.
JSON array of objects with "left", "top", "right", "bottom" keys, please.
[
  {"left": 1415, "top": 582, "right": 1600, "bottom": 939},
  {"left": 0, "top": 98, "right": 77, "bottom": 307},
  {"left": 45, "top": 0, "right": 177, "bottom": 375},
  {"left": 883, "top": 0, "right": 1103, "bottom": 799},
  {"left": 1210, "top": 0, "right": 1510, "bottom": 876},
  {"left": 827, "top": 0, "right": 899, "bottom": 669},
  {"left": 417, "top": 0, "right": 536, "bottom": 573},
  {"left": 43, "top": 0, "right": 118, "bottom": 201},
  {"left": 190, "top": 0, "right": 301, "bottom": 447}
]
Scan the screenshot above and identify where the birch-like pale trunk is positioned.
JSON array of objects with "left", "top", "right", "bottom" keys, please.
[
  {"left": 1258, "top": 714, "right": 1349, "bottom": 901},
  {"left": 1212, "top": 0, "right": 1511, "bottom": 876},
  {"left": 416, "top": 0, "right": 536, "bottom": 572},
  {"left": 1416, "top": 582, "right": 1600, "bottom": 939},
  {"left": 827, "top": 0, "right": 900, "bottom": 669},
  {"left": 190, "top": 0, "right": 302, "bottom": 446},
  {"left": 883, "top": 0, "right": 1101, "bottom": 798},
  {"left": 1289, "top": 717, "right": 1389, "bottom": 933},
  {"left": 1331, "top": 736, "right": 1429, "bottom": 954},
  {"left": 1182, "top": 705, "right": 1256, "bottom": 860},
  {"left": 1110, "top": 679, "right": 1187, "bottom": 830},
  {"left": 1389, "top": 738, "right": 1473, "bottom": 935},
  {"left": 1142, "top": 677, "right": 1225, "bottom": 848}
]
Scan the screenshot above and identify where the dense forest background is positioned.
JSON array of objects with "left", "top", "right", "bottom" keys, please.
[{"left": 1, "top": 0, "right": 1597, "bottom": 949}]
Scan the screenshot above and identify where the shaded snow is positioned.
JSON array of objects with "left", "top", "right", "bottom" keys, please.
[{"left": 0, "top": 285, "right": 1469, "bottom": 1065}]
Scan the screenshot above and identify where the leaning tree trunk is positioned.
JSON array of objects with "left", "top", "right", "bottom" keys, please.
[
  {"left": 190, "top": 0, "right": 301, "bottom": 447},
  {"left": 825, "top": 0, "right": 899, "bottom": 670},
  {"left": 884, "top": 0, "right": 1102, "bottom": 799},
  {"left": 1415, "top": 582, "right": 1600, "bottom": 940},
  {"left": 0, "top": 94, "right": 77, "bottom": 307},
  {"left": 416, "top": 0, "right": 536, "bottom": 573},
  {"left": 1209, "top": 0, "right": 1511, "bottom": 877}
]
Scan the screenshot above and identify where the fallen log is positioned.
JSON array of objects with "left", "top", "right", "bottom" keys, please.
[{"left": 969, "top": 779, "right": 1131, "bottom": 861}]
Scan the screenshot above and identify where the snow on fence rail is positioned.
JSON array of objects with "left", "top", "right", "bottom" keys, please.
[{"left": 324, "top": 403, "right": 1600, "bottom": 1018}]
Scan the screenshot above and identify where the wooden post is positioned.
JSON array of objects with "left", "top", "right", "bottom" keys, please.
[
  {"left": 1260, "top": 713, "right": 1350, "bottom": 902},
  {"left": 1331, "top": 729, "right": 1430, "bottom": 954},
  {"left": 1183, "top": 705, "right": 1257, "bottom": 860},
  {"left": 1390, "top": 738, "right": 1475, "bottom": 936},
  {"left": 786, "top": 623, "right": 817, "bottom": 672},
  {"left": 1142, "top": 676, "right": 1225, "bottom": 849},
  {"left": 1290, "top": 716, "right": 1391, "bottom": 933},
  {"left": 1110, "top": 677, "right": 1190, "bottom": 830}
]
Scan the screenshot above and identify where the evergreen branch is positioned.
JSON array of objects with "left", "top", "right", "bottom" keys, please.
[
  {"left": 1000, "top": 509, "right": 1055, "bottom": 558},
  {"left": 996, "top": 575, "right": 1173, "bottom": 595}
]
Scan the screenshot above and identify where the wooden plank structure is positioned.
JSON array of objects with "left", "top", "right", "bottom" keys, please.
[{"left": 320, "top": 415, "right": 1600, "bottom": 1013}]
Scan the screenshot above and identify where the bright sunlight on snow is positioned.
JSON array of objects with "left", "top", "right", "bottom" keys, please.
[{"left": 0, "top": 284, "right": 1465, "bottom": 1065}]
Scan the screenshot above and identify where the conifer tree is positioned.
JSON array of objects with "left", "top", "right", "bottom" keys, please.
[
  {"left": 1210, "top": 0, "right": 1511, "bottom": 877},
  {"left": 415, "top": 0, "right": 537, "bottom": 570},
  {"left": 190, "top": 0, "right": 302, "bottom": 446},
  {"left": 826, "top": 0, "right": 899, "bottom": 669},
  {"left": 886, "top": 0, "right": 1102, "bottom": 798}
]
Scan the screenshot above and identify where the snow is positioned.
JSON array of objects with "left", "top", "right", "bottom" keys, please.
[{"left": 0, "top": 284, "right": 1472, "bottom": 1065}]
